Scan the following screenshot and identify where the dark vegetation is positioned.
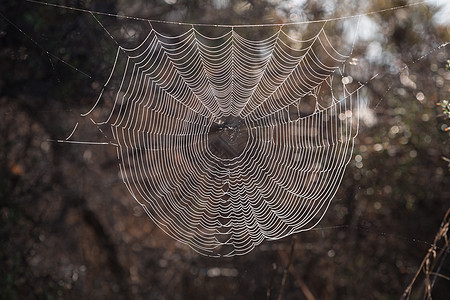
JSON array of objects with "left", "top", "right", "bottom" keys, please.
[{"left": 1, "top": 0, "right": 449, "bottom": 299}]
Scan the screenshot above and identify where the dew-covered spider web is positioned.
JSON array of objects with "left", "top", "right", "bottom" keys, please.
[
  {"left": 61, "top": 12, "right": 371, "bottom": 256},
  {"left": 73, "top": 18, "right": 365, "bottom": 256}
]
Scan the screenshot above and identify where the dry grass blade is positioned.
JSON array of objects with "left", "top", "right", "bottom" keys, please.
[{"left": 401, "top": 208, "right": 450, "bottom": 300}]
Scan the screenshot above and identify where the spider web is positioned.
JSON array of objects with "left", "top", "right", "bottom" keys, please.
[{"left": 74, "top": 17, "right": 363, "bottom": 257}]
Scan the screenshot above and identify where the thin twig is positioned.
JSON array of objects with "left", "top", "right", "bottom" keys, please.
[
  {"left": 277, "top": 238, "right": 296, "bottom": 300},
  {"left": 288, "top": 267, "right": 316, "bottom": 300},
  {"left": 267, "top": 263, "right": 277, "bottom": 299},
  {"left": 428, "top": 272, "right": 450, "bottom": 281}
]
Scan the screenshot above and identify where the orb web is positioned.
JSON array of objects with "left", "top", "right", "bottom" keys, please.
[{"left": 84, "top": 19, "right": 362, "bottom": 257}]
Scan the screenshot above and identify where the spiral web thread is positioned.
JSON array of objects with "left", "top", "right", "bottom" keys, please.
[{"left": 81, "top": 18, "right": 363, "bottom": 257}]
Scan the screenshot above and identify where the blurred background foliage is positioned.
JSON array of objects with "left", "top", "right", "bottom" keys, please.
[{"left": 0, "top": 0, "right": 449, "bottom": 299}]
